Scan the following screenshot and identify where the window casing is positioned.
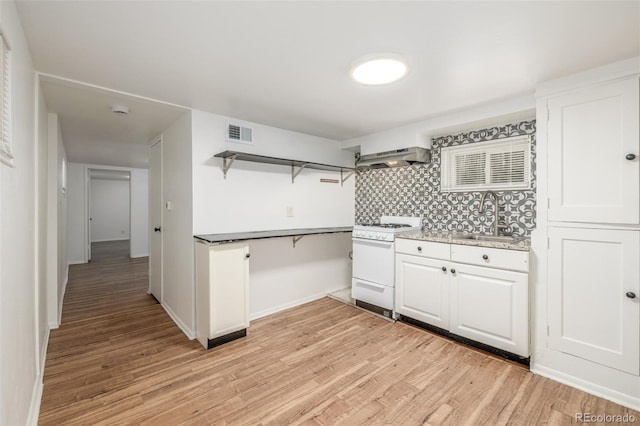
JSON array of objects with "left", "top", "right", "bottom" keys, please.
[{"left": 440, "top": 136, "right": 531, "bottom": 192}]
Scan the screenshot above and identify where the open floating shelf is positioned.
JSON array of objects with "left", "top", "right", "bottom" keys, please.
[{"left": 214, "top": 150, "right": 356, "bottom": 184}]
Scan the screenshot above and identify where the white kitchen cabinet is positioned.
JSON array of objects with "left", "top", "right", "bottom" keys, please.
[
  {"left": 547, "top": 77, "right": 639, "bottom": 225},
  {"left": 449, "top": 263, "right": 529, "bottom": 357},
  {"left": 395, "top": 238, "right": 530, "bottom": 357},
  {"left": 534, "top": 59, "right": 640, "bottom": 407},
  {"left": 396, "top": 254, "right": 450, "bottom": 329},
  {"left": 547, "top": 226, "right": 640, "bottom": 375},
  {"left": 195, "top": 240, "right": 250, "bottom": 350}
]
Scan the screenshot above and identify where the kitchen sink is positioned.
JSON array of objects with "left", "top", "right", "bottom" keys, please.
[{"left": 453, "top": 234, "right": 521, "bottom": 243}]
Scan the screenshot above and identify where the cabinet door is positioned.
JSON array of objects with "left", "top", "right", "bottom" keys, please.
[
  {"left": 395, "top": 254, "right": 449, "bottom": 329},
  {"left": 449, "top": 264, "right": 529, "bottom": 357},
  {"left": 547, "top": 77, "right": 639, "bottom": 224},
  {"left": 548, "top": 227, "right": 639, "bottom": 375},
  {"left": 196, "top": 241, "right": 250, "bottom": 348}
]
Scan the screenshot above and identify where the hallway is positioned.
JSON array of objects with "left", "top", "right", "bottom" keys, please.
[{"left": 38, "top": 241, "right": 195, "bottom": 424}]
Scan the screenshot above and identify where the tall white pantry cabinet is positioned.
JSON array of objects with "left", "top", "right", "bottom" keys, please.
[{"left": 533, "top": 57, "right": 640, "bottom": 409}]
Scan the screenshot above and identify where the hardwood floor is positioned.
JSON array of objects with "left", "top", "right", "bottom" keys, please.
[{"left": 40, "top": 242, "right": 639, "bottom": 425}]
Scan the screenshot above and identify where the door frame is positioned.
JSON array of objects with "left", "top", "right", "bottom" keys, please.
[
  {"left": 85, "top": 166, "right": 133, "bottom": 262},
  {"left": 148, "top": 136, "right": 163, "bottom": 300}
]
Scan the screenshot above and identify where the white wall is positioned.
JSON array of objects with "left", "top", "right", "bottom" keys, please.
[
  {"left": 343, "top": 95, "right": 535, "bottom": 154},
  {"left": 0, "top": 2, "right": 43, "bottom": 424},
  {"left": 186, "top": 110, "right": 355, "bottom": 331},
  {"left": 66, "top": 163, "right": 86, "bottom": 263},
  {"left": 159, "top": 111, "right": 194, "bottom": 337},
  {"left": 130, "top": 168, "right": 149, "bottom": 258},
  {"left": 36, "top": 78, "right": 49, "bottom": 393},
  {"left": 90, "top": 178, "right": 130, "bottom": 242},
  {"left": 46, "top": 114, "right": 68, "bottom": 328},
  {"left": 249, "top": 233, "right": 352, "bottom": 320},
  {"left": 66, "top": 164, "right": 149, "bottom": 263},
  {"left": 191, "top": 110, "right": 354, "bottom": 234}
]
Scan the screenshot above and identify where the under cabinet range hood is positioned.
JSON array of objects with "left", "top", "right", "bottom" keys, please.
[{"left": 356, "top": 147, "right": 431, "bottom": 169}]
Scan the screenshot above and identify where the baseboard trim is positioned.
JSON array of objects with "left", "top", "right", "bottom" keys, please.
[
  {"left": 57, "top": 272, "right": 68, "bottom": 325},
  {"left": 161, "top": 301, "right": 196, "bottom": 340},
  {"left": 130, "top": 252, "right": 149, "bottom": 259},
  {"left": 68, "top": 260, "right": 86, "bottom": 265},
  {"left": 40, "top": 327, "right": 50, "bottom": 375},
  {"left": 27, "top": 327, "right": 49, "bottom": 426},
  {"left": 91, "top": 238, "right": 130, "bottom": 243},
  {"left": 531, "top": 364, "right": 640, "bottom": 411},
  {"left": 26, "top": 377, "right": 43, "bottom": 426},
  {"left": 249, "top": 288, "right": 345, "bottom": 321}
]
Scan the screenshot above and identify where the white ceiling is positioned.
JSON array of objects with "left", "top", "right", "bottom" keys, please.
[
  {"left": 16, "top": 1, "right": 640, "bottom": 164},
  {"left": 40, "top": 76, "right": 187, "bottom": 168}
]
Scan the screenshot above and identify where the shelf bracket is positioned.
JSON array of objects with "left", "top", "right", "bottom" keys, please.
[
  {"left": 292, "top": 235, "right": 304, "bottom": 248},
  {"left": 223, "top": 154, "right": 238, "bottom": 179},
  {"left": 292, "top": 163, "right": 307, "bottom": 183},
  {"left": 341, "top": 169, "right": 355, "bottom": 186}
]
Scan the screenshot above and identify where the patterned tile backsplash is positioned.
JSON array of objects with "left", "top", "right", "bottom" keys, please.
[{"left": 355, "top": 120, "right": 536, "bottom": 236}]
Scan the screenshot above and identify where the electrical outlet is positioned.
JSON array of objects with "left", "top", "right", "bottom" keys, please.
[{"left": 287, "top": 206, "right": 294, "bottom": 217}]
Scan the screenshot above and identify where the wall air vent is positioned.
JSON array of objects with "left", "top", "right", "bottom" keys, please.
[{"left": 227, "top": 124, "right": 253, "bottom": 144}]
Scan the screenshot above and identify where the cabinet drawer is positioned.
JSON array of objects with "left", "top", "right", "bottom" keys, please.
[
  {"left": 451, "top": 244, "right": 529, "bottom": 272},
  {"left": 396, "top": 238, "right": 450, "bottom": 260}
]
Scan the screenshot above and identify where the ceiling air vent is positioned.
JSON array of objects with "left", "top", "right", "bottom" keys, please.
[{"left": 227, "top": 124, "right": 253, "bottom": 144}]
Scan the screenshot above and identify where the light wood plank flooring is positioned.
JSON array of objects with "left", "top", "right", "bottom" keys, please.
[{"left": 39, "top": 241, "right": 639, "bottom": 425}]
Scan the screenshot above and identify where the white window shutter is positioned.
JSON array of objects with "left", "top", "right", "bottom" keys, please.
[{"left": 441, "top": 136, "right": 531, "bottom": 192}]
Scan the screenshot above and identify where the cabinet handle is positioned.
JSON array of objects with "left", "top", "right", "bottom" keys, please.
[
  {"left": 450, "top": 268, "right": 456, "bottom": 274},
  {"left": 626, "top": 153, "right": 637, "bottom": 160},
  {"left": 245, "top": 253, "right": 251, "bottom": 259},
  {"left": 482, "top": 254, "right": 489, "bottom": 260},
  {"left": 626, "top": 292, "right": 637, "bottom": 299},
  {"left": 417, "top": 246, "right": 422, "bottom": 252},
  {"left": 154, "top": 227, "right": 161, "bottom": 232},
  {"left": 441, "top": 266, "right": 447, "bottom": 272}
]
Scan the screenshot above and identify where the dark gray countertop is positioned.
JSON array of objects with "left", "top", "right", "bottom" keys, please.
[{"left": 194, "top": 226, "right": 353, "bottom": 244}]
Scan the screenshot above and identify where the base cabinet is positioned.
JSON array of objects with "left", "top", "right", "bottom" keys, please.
[
  {"left": 396, "top": 254, "right": 450, "bottom": 330},
  {"left": 450, "top": 264, "right": 528, "bottom": 357},
  {"left": 395, "top": 239, "right": 529, "bottom": 357},
  {"left": 195, "top": 240, "right": 250, "bottom": 349},
  {"left": 548, "top": 226, "right": 640, "bottom": 375}
]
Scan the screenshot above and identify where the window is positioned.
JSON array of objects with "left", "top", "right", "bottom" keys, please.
[
  {"left": 440, "top": 136, "right": 531, "bottom": 192},
  {"left": 0, "top": 32, "right": 11, "bottom": 167}
]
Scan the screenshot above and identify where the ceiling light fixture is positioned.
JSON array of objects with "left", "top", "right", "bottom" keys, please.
[
  {"left": 111, "top": 105, "right": 129, "bottom": 115},
  {"left": 351, "top": 54, "right": 408, "bottom": 86}
]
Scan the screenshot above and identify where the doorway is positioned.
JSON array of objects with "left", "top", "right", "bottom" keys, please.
[{"left": 87, "top": 168, "right": 132, "bottom": 261}]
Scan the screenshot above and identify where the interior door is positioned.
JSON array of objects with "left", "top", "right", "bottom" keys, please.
[
  {"left": 149, "top": 139, "right": 163, "bottom": 301},
  {"left": 548, "top": 226, "right": 640, "bottom": 375},
  {"left": 87, "top": 167, "right": 92, "bottom": 262}
]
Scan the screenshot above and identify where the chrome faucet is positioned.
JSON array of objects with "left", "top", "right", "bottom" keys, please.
[{"left": 479, "top": 191, "right": 505, "bottom": 237}]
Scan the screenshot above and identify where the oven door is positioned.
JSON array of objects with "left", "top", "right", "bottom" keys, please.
[
  {"left": 352, "top": 277, "right": 394, "bottom": 310},
  {"left": 352, "top": 237, "right": 395, "bottom": 287}
]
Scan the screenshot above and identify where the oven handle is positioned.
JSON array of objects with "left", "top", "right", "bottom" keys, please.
[
  {"left": 352, "top": 237, "right": 394, "bottom": 247},
  {"left": 355, "top": 281, "right": 387, "bottom": 291}
]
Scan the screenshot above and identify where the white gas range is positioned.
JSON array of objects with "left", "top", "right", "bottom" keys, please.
[{"left": 351, "top": 216, "right": 422, "bottom": 318}]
